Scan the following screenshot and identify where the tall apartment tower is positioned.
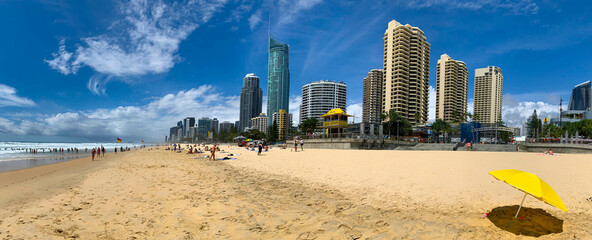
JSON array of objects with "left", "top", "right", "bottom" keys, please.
[
  {"left": 362, "top": 69, "right": 383, "bottom": 123},
  {"left": 197, "top": 117, "right": 212, "bottom": 137},
  {"left": 239, "top": 73, "right": 263, "bottom": 132},
  {"left": 383, "top": 20, "right": 430, "bottom": 125},
  {"left": 435, "top": 54, "right": 468, "bottom": 122},
  {"left": 183, "top": 117, "right": 195, "bottom": 137},
  {"left": 211, "top": 118, "right": 219, "bottom": 134},
  {"left": 267, "top": 37, "right": 290, "bottom": 126},
  {"left": 300, "top": 80, "right": 347, "bottom": 121},
  {"left": 473, "top": 66, "right": 503, "bottom": 123}
]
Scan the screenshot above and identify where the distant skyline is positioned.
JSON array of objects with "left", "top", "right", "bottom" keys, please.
[{"left": 1, "top": 0, "right": 591, "bottom": 142}]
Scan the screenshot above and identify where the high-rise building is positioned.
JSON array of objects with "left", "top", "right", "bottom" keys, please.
[
  {"left": 183, "top": 117, "right": 195, "bottom": 137},
  {"left": 177, "top": 121, "right": 183, "bottom": 136},
  {"left": 211, "top": 118, "right": 219, "bottom": 134},
  {"left": 251, "top": 113, "right": 268, "bottom": 134},
  {"left": 239, "top": 73, "right": 263, "bottom": 132},
  {"left": 473, "top": 66, "right": 503, "bottom": 123},
  {"left": 383, "top": 20, "right": 430, "bottom": 125},
  {"left": 169, "top": 126, "right": 180, "bottom": 142},
  {"left": 568, "top": 81, "right": 591, "bottom": 111},
  {"left": 272, "top": 109, "right": 292, "bottom": 140},
  {"left": 197, "top": 117, "right": 212, "bottom": 137},
  {"left": 363, "top": 69, "right": 383, "bottom": 123},
  {"left": 267, "top": 37, "right": 290, "bottom": 126},
  {"left": 219, "top": 121, "right": 234, "bottom": 133},
  {"left": 300, "top": 80, "right": 347, "bottom": 122},
  {"left": 435, "top": 54, "right": 468, "bottom": 122},
  {"left": 188, "top": 127, "right": 198, "bottom": 141}
]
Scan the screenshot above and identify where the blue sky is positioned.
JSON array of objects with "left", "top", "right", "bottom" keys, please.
[{"left": 0, "top": 0, "right": 591, "bottom": 142}]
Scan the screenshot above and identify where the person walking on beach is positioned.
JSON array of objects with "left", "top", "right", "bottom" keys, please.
[
  {"left": 300, "top": 139, "right": 304, "bottom": 151},
  {"left": 101, "top": 145, "right": 105, "bottom": 157},
  {"left": 294, "top": 138, "right": 298, "bottom": 152},
  {"left": 91, "top": 148, "right": 96, "bottom": 161},
  {"left": 209, "top": 144, "right": 216, "bottom": 160},
  {"left": 97, "top": 147, "right": 101, "bottom": 159},
  {"left": 258, "top": 143, "right": 263, "bottom": 156}
]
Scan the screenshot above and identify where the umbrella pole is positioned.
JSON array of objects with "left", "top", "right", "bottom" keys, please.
[{"left": 515, "top": 192, "right": 527, "bottom": 218}]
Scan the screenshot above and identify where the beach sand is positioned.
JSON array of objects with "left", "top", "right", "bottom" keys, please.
[{"left": 0, "top": 146, "right": 590, "bottom": 239}]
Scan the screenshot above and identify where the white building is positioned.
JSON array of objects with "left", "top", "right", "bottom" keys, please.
[{"left": 300, "top": 80, "right": 347, "bottom": 121}]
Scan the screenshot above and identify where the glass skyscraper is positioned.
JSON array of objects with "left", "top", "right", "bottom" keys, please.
[
  {"left": 267, "top": 37, "right": 290, "bottom": 126},
  {"left": 568, "top": 81, "right": 591, "bottom": 111}
]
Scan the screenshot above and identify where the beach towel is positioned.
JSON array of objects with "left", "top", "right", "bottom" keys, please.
[{"left": 217, "top": 157, "right": 237, "bottom": 160}]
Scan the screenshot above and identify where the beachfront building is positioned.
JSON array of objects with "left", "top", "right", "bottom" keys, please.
[
  {"left": 219, "top": 121, "right": 234, "bottom": 133},
  {"left": 183, "top": 117, "right": 195, "bottom": 137},
  {"left": 188, "top": 127, "right": 198, "bottom": 142},
  {"left": 473, "top": 66, "right": 503, "bottom": 123},
  {"left": 169, "top": 126, "right": 181, "bottom": 142},
  {"left": 551, "top": 81, "right": 592, "bottom": 126},
  {"left": 272, "top": 109, "right": 292, "bottom": 140},
  {"left": 320, "top": 108, "right": 352, "bottom": 138},
  {"left": 383, "top": 19, "right": 431, "bottom": 125},
  {"left": 197, "top": 117, "right": 212, "bottom": 138},
  {"left": 251, "top": 113, "right": 268, "bottom": 134},
  {"left": 267, "top": 37, "right": 290, "bottom": 126},
  {"left": 300, "top": 80, "right": 347, "bottom": 122},
  {"left": 363, "top": 69, "right": 383, "bottom": 124},
  {"left": 568, "top": 81, "right": 591, "bottom": 111},
  {"left": 435, "top": 54, "right": 468, "bottom": 122},
  {"left": 239, "top": 73, "right": 263, "bottom": 132},
  {"left": 212, "top": 118, "right": 219, "bottom": 134}
]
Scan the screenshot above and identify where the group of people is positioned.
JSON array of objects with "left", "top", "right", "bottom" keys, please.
[
  {"left": 90, "top": 146, "right": 106, "bottom": 161},
  {"left": 293, "top": 138, "right": 304, "bottom": 152}
]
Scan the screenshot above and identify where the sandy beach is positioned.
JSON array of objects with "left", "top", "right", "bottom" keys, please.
[{"left": 0, "top": 146, "right": 590, "bottom": 239}]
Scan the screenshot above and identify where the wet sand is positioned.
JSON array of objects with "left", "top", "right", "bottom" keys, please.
[{"left": 0, "top": 146, "right": 590, "bottom": 239}]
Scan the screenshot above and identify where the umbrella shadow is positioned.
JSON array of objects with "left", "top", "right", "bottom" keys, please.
[{"left": 487, "top": 205, "right": 563, "bottom": 237}]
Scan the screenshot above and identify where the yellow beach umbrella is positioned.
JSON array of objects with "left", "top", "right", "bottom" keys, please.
[{"left": 489, "top": 169, "right": 567, "bottom": 218}]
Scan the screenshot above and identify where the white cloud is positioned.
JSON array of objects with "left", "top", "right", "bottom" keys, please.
[
  {"left": 405, "top": 0, "right": 538, "bottom": 15},
  {"left": 289, "top": 95, "right": 302, "bottom": 124},
  {"left": 502, "top": 94, "right": 559, "bottom": 127},
  {"left": 45, "top": 39, "right": 78, "bottom": 75},
  {"left": 427, "top": 86, "right": 436, "bottom": 122},
  {"left": 248, "top": 9, "right": 262, "bottom": 30},
  {"left": 0, "top": 85, "right": 240, "bottom": 142},
  {"left": 0, "top": 84, "right": 35, "bottom": 108},
  {"left": 346, "top": 102, "right": 362, "bottom": 123},
  {"left": 46, "top": 0, "right": 228, "bottom": 94},
  {"left": 276, "top": 0, "right": 323, "bottom": 25}
]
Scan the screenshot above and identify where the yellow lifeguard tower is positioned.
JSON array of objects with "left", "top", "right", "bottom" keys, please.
[{"left": 320, "top": 108, "right": 351, "bottom": 138}]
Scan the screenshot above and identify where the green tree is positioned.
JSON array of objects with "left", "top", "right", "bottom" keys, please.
[
  {"left": 414, "top": 113, "right": 421, "bottom": 125},
  {"left": 526, "top": 110, "right": 542, "bottom": 139},
  {"left": 542, "top": 124, "right": 563, "bottom": 138},
  {"left": 381, "top": 109, "right": 412, "bottom": 139},
  {"left": 431, "top": 119, "right": 451, "bottom": 143},
  {"left": 243, "top": 129, "right": 266, "bottom": 140},
  {"left": 267, "top": 121, "right": 279, "bottom": 143},
  {"left": 299, "top": 118, "right": 318, "bottom": 135}
]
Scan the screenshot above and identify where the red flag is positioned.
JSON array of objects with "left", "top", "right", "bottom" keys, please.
[{"left": 116, "top": 138, "right": 122, "bottom": 143}]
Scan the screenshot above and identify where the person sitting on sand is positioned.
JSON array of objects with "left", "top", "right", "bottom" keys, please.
[{"left": 545, "top": 149, "right": 553, "bottom": 155}]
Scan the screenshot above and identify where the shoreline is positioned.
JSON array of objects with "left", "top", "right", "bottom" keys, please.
[{"left": 0, "top": 154, "right": 92, "bottom": 173}]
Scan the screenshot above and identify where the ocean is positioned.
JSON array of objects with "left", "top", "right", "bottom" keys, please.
[{"left": 0, "top": 141, "right": 145, "bottom": 172}]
